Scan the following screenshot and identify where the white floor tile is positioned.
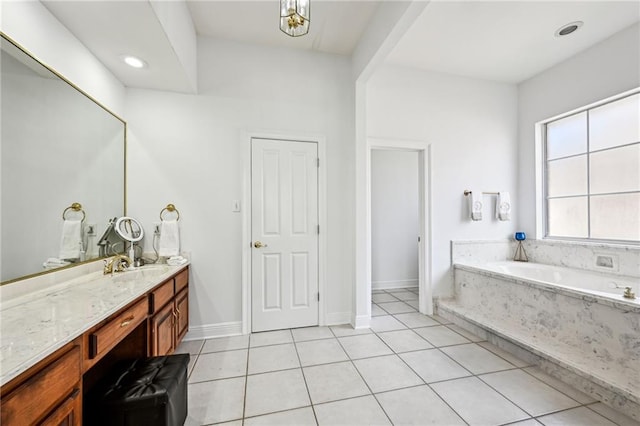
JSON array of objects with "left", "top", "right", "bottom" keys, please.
[
  {"left": 187, "top": 377, "right": 245, "bottom": 425},
  {"left": 446, "top": 324, "right": 485, "bottom": 342},
  {"left": 378, "top": 301, "right": 416, "bottom": 315},
  {"left": 330, "top": 324, "right": 372, "bottom": 337},
  {"left": 480, "top": 369, "right": 580, "bottom": 416},
  {"left": 537, "top": 406, "right": 618, "bottom": 425},
  {"left": 248, "top": 343, "right": 300, "bottom": 374},
  {"left": 405, "top": 299, "right": 419, "bottom": 309},
  {"left": 369, "top": 315, "right": 408, "bottom": 332},
  {"left": 353, "top": 354, "right": 423, "bottom": 393},
  {"left": 189, "top": 349, "right": 247, "bottom": 383},
  {"left": 315, "top": 395, "right": 391, "bottom": 426},
  {"left": 430, "top": 314, "right": 453, "bottom": 324},
  {"left": 175, "top": 339, "right": 204, "bottom": 355},
  {"left": 414, "top": 325, "right": 470, "bottom": 347},
  {"left": 291, "top": 326, "right": 334, "bottom": 342},
  {"left": 431, "top": 376, "right": 530, "bottom": 425},
  {"left": 371, "top": 304, "right": 387, "bottom": 317},
  {"left": 372, "top": 293, "right": 399, "bottom": 303},
  {"left": 202, "top": 334, "right": 249, "bottom": 353},
  {"left": 587, "top": 403, "right": 640, "bottom": 426},
  {"left": 522, "top": 366, "right": 596, "bottom": 404},
  {"left": 477, "top": 341, "right": 532, "bottom": 368},
  {"left": 441, "top": 343, "right": 515, "bottom": 374},
  {"left": 508, "top": 420, "right": 543, "bottom": 426},
  {"left": 296, "top": 338, "right": 349, "bottom": 366},
  {"left": 339, "top": 334, "right": 393, "bottom": 359},
  {"left": 400, "top": 349, "right": 471, "bottom": 383},
  {"left": 389, "top": 290, "right": 418, "bottom": 301},
  {"left": 377, "top": 329, "right": 433, "bottom": 353},
  {"left": 303, "top": 361, "right": 370, "bottom": 404},
  {"left": 244, "top": 407, "right": 317, "bottom": 425},
  {"left": 394, "top": 312, "right": 440, "bottom": 328},
  {"left": 376, "top": 385, "right": 466, "bottom": 425},
  {"left": 250, "top": 329, "right": 293, "bottom": 347},
  {"left": 244, "top": 369, "right": 310, "bottom": 417}
]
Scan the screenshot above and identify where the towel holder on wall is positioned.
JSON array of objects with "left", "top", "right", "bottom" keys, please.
[
  {"left": 463, "top": 190, "right": 499, "bottom": 196},
  {"left": 160, "top": 203, "right": 180, "bottom": 221},
  {"left": 62, "top": 202, "right": 86, "bottom": 221}
]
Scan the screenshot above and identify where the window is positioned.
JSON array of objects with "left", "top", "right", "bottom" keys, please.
[{"left": 543, "top": 92, "right": 640, "bottom": 243}]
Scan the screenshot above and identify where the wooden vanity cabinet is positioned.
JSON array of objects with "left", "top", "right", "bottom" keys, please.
[
  {"left": 1, "top": 340, "right": 82, "bottom": 426},
  {"left": 149, "top": 268, "right": 190, "bottom": 356},
  {"left": 0, "top": 265, "right": 189, "bottom": 426}
]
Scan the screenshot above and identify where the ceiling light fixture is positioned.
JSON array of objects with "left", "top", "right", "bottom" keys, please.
[
  {"left": 122, "top": 55, "right": 147, "bottom": 69},
  {"left": 555, "top": 21, "right": 583, "bottom": 37},
  {"left": 280, "top": 0, "right": 310, "bottom": 37}
]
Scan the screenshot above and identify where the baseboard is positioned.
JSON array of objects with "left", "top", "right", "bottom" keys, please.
[
  {"left": 352, "top": 314, "right": 371, "bottom": 329},
  {"left": 372, "top": 279, "right": 418, "bottom": 290},
  {"left": 183, "top": 321, "right": 243, "bottom": 341},
  {"left": 325, "top": 311, "right": 351, "bottom": 326}
]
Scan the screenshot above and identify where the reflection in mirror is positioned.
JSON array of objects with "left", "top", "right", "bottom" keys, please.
[{"left": 0, "top": 34, "right": 126, "bottom": 283}]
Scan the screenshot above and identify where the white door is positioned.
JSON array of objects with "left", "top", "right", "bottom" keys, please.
[{"left": 251, "top": 138, "right": 319, "bottom": 332}]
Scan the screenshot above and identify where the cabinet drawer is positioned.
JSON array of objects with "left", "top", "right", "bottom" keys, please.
[
  {"left": 1, "top": 346, "right": 80, "bottom": 425},
  {"left": 150, "top": 279, "right": 174, "bottom": 314},
  {"left": 175, "top": 268, "right": 188, "bottom": 294},
  {"left": 89, "top": 297, "right": 148, "bottom": 359}
]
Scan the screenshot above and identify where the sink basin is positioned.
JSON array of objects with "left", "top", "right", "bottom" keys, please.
[{"left": 111, "top": 265, "right": 170, "bottom": 283}]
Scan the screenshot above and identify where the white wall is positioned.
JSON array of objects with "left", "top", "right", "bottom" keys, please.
[
  {"left": 367, "top": 66, "right": 519, "bottom": 298},
  {"left": 125, "top": 37, "right": 355, "bottom": 335},
  {"left": 0, "top": 1, "right": 125, "bottom": 116},
  {"left": 371, "top": 150, "right": 419, "bottom": 289},
  {"left": 517, "top": 23, "right": 640, "bottom": 236}
]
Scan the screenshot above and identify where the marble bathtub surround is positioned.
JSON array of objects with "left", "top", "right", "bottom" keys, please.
[
  {"left": 439, "top": 264, "right": 640, "bottom": 421},
  {"left": 451, "top": 239, "right": 640, "bottom": 278}
]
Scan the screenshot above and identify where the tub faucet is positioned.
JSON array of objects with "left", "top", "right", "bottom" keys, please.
[
  {"left": 103, "top": 255, "right": 132, "bottom": 275},
  {"left": 623, "top": 287, "right": 636, "bottom": 299}
]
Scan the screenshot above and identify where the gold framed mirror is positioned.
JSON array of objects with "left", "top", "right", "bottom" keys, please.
[{"left": 1, "top": 33, "right": 126, "bottom": 284}]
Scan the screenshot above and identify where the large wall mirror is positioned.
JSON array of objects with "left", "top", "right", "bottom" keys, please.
[{"left": 1, "top": 34, "right": 126, "bottom": 284}]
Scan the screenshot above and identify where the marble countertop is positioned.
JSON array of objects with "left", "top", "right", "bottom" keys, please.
[{"left": 0, "top": 263, "right": 188, "bottom": 387}]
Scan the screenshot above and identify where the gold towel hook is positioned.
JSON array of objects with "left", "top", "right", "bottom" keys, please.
[
  {"left": 62, "top": 202, "right": 86, "bottom": 221},
  {"left": 160, "top": 203, "right": 180, "bottom": 221}
]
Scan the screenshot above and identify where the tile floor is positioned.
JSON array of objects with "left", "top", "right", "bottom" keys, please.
[{"left": 177, "top": 288, "right": 639, "bottom": 426}]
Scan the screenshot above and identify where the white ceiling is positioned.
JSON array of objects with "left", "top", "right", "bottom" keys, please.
[
  {"left": 386, "top": 1, "right": 640, "bottom": 83},
  {"left": 41, "top": 0, "right": 640, "bottom": 91},
  {"left": 187, "top": 1, "right": 381, "bottom": 56}
]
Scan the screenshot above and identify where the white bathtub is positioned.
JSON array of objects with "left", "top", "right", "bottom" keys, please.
[
  {"left": 471, "top": 261, "right": 639, "bottom": 305},
  {"left": 438, "top": 261, "right": 640, "bottom": 420}
]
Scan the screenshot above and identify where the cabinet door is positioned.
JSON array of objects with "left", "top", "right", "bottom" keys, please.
[
  {"left": 150, "top": 302, "right": 175, "bottom": 356},
  {"left": 39, "top": 389, "right": 81, "bottom": 426},
  {"left": 175, "top": 288, "right": 189, "bottom": 345}
]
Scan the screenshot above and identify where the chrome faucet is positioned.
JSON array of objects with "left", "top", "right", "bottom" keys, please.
[{"left": 103, "top": 255, "right": 133, "bottom": 275}]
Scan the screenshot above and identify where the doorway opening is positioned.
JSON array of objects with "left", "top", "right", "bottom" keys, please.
[
  {"left": 371, "top": 149, "right": 420, "bottom": 313},
  {"left": 366, "top": 139, "right": 432, "bottom": 323}
]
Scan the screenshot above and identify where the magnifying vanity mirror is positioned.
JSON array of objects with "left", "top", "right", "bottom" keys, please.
[
  {"left": 114, "top": 217, "right": 144, "bottom": 262},
  {"left": 0, "top": 33, "right": 126, "bottom": 284}
]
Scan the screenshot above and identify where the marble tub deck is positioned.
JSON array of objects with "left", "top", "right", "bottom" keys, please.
[{"left": 439, "top": 264, "right": 640, "bottom": 421}]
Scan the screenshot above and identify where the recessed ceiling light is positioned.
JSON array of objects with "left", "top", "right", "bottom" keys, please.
[
  {"left": 555, "top": 21, "right": 583, "bottom": 37},
  {"left": 122, "top": 55, "right": 147, "bottom": 69}
]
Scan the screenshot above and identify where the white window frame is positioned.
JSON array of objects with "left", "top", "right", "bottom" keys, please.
[{"left": 535, "top": 87, "right": 640, "bottom": 245}]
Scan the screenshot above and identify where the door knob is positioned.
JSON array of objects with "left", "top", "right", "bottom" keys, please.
[{"left": 253, "top": 241, "right": 268, "bottom": 248}]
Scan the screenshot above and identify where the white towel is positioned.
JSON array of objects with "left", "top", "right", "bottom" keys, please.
[
  {"left": 43, "top": 257, "right": 71, "bottom": 269},
  {"left": 159, "top": 219, "right": 180, "bottom": 257},
  {"left": 59, "top": 219, "right": 82, "bottom": 260},
  {"left": 496, "top": 191, "right": 511, "bottom": 221},
  {"left": 470, "top": 190, "right": 483, "bottom": 221}
]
